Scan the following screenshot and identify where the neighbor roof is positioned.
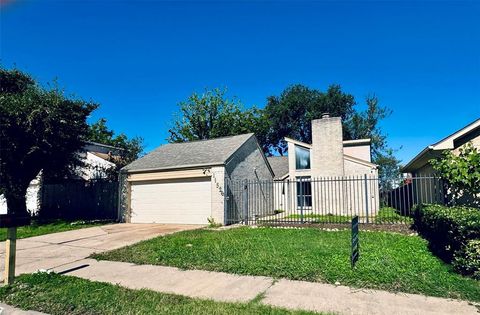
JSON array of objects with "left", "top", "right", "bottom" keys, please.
[
  {"left": 402, "top": 118, "right": 480, "bottom": 173},
  {"left": 124, "top": 133, "right": 255, "bottom": 172},
  {"left": 267, "top": 156, "right": 289, "bottom": 179}
]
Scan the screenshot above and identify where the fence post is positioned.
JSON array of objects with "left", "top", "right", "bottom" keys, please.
[
  {"left": 4, "top": 227, "right": 16, "bottom": 285},
  {"left": 117, "top": 172, "right": 125, "bottom": 222},
  {"left": 299, "top": 177, "right": 304, "bottom": 223},
  {"left": 242, "top": 180, "right": 248, "bottom": 225},
  {"left": 364, "top": 174, "right": 369, "bottom": 223}
]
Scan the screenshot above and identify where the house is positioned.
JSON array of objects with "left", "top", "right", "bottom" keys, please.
[
  {"left": 121, "top": 133, "right": 274, "bottom": 225},
  {"left": 266, "top": 114, "right": 379, "bottom": 218},
  {"left": 402, "top": 118, "right": 480, "bottom": 176},
  {"left": 0, "top": 141, "right": 119, "bottom": 215},
  {"left": 122, "top": 114, "right": 380, "bottom": 226},
  {"left": 394, "top": 118, "right": 480, "bottom": 210}
]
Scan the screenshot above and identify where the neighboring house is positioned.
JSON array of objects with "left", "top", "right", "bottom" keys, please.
[
  {"left": 402, "top": 118, "right": 480, "bottom": 176},
  {"left": 0, "top": 141, "right": 119, "bottom": 215},
  {"left": 121, "top": 133, "right": 274, "bottom": 225},
  {"left": 394, "top": 118, "right": 480, "bottom": 210},
  {"left": 267, "top": 114, "right": 379, "bottom": 217}
]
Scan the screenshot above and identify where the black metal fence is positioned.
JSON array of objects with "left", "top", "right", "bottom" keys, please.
[
  {"left": 40, "top": 179, "right": 119, "bottom": 221},
  {"left": 225, "top": 175, "right": 447, "bottom": 225}
]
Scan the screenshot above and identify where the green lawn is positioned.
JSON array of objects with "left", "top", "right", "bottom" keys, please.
[
  {"left": 0, "top": 220, "right": 108, "bottom": 241},
  {"left": 374, "top": 207, "right": 413, "bottom": 224},
  {"left": 94, "top": 227, "right": 480, "bottom": 302},
  {"left": 0, "top": 273, "right": 319, "bottom": 315},
  {"left": 280, "top": 207, "right": 412, "bottom": 224},
  {"left": 286, "top": 213, "right": 351, "bottom": 223}
]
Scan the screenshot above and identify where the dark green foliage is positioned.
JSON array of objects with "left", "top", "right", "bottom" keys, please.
[
  {"left": 413, "top": 204, "right": 480, "bottom": 263},
  {"left": 168, "top": 85, "right": 401, "bottom": 179},
  {"left": 264, "top": 86, "right": 401, "bottom": 178},
  {"left": 94, "top": 227, "right": 480, "bottom": 301},
  {"left": 430, "top": 142, "right": 480, "bottom": 207},
  {"left": 344, "top": 96, "right": 402, "bottom": 183},
  {"left": 453, "top": 239, "right": 480, "bottom": 280},
  {"left": 264, "top": 84, "right": 355, "bottom": 155},
  {"left": 0, "top": 67, "right": 97, "bottom": 216},
  {"left": 87, "top": 118, "right": 144, "bottom": 177},
  {"left": 0, "top": 273, "right": 317, "bottom": 315},
  {"left": 167, "top": 88, "right": 267, "bottom": 150}
]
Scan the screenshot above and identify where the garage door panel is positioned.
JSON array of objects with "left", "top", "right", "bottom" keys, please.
[{"left": 130, "top": 177, "right": 212, "bottom": 224}]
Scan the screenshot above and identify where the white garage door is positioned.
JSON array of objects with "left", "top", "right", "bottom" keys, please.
[{"left": 130, "top": 177, "right": 211, "bottom": 224}]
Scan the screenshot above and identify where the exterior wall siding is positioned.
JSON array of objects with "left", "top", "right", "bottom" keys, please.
[
  {"left": 224, "top": 136, "right": 274, "bottom": 224},
  {"left": 344, "top": 159, "right": 376, "bottom": 176},
  {"left": 311, "top": 117, "right": 344, "bottom": 177},
  {"left": 225, "top": 136, "right": 273, "bottom": 181},
  {"left": 210, "top": 166, "right": 226, "bottom": 225},
  {"left": 344, "top": 145, "right": 371, "bottom": 162}
]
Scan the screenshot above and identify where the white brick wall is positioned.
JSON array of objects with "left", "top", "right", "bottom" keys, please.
[{"left": 210, "top": 166, "right": 226, "bottom": 224}]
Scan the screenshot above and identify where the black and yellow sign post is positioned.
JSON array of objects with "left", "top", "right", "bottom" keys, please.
[
  {"left": 0, "top": 214, "right": 30, "bottom": 285},
  {"left": 351, "top": 215, "right": 359, "bottom": 268}
]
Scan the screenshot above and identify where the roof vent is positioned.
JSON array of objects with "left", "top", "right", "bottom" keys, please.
[{"left": 322, "top": 113, "right": 330, "bottom": 119}]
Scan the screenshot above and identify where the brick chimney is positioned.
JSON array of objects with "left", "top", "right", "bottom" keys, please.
[{"left": 311, "top": 114, "right": 344, "bottom": 177}]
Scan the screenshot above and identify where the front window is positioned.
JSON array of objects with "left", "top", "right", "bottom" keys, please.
[
  {"left": 295, "top": 145, "right": 310, "bottom": 170},
  {"left": 297, "top": 176, "right": 312, "bottom": 207}
]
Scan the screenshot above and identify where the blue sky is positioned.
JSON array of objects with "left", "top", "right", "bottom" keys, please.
[{"left": 1, "top": 1, "right": 479, "bottom": 164}]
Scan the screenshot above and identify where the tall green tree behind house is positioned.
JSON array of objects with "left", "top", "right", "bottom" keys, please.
[
  {"left": 344, "top": 95, "right": 402, "bottom": 184},
  {"left": 0, "top": 67, "right": 97, "bottom": 216},
  {"left": 167, "top": 85, "right": 401, "bottom": 178},
  {"left": 168, "top": 88, "right": 268, "bottom": 150},
  {"left": 264, "top": 85, "right": 401, "bottom": 178},
  {"left": 264, "top": 84, "right": 356, "bottom": 155},
  {"left": 87, "top": 118, "right": 145, "bottom": 175}
]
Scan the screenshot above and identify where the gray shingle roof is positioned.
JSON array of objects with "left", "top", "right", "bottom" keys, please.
[
  {"left": 124, "top": 133, "right": 254, "bottom": 172},
  {"left": 267, "top": 156, "right": 289, "bottom": 179}
]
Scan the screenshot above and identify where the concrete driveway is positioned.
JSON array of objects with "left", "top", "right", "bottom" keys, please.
[{"left": 0, "top": 223, "right": 202, "bottom": 281}]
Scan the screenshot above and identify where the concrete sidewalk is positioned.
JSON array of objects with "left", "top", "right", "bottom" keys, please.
[
  {"left": 0, "top": 223, "right": 203, "bottom": 281},
  {"left": 0, "top": 303, "right": 47, "bottom": 315},
  {"left": 53, "top": 258, "right": 479, "bottom": 315}
]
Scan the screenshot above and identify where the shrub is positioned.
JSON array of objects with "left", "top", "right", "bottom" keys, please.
[
  {"left": 452, "top": 239, "right": 480, "bottom": 280},
  {"left": 412, "top": 204, "right": 480, "bottom": 262},
  {"left": 429, "top": 142, "right": 480, "bottom": 207}
]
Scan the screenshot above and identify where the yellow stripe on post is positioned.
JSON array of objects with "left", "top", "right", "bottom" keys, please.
[{"left": 4, "top": 227, "right": 17, "bottom": 285}]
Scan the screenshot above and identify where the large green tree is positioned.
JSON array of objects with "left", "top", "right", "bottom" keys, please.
[
  {"left": 168, "top": 85, "right": 401, "bottom": 178},
  {"left": 264, "top": 85, "right": 400, "bottom": 178},
  {"left": 0, "top": 68, "right": 97, "bottom": 216},
  {"left": 168, "top": 88, "right": 267, "bottom": 149},
  {"left": 264, "top": 84, "right": 355, "bottom": 155},
  {"left": 344, "top": 95, "right": 402, "bottom": 183},
  {"left": 87, "top": 118, "right": 144, "bottom": 175}
]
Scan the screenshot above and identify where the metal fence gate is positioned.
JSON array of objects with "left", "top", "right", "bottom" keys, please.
[{"left": 225, "top": 175, "right": 446, "bottom": 225}]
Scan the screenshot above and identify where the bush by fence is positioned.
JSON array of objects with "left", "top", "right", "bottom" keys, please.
[
  {"left": 413, "top": 203, "right": 480, "bottom": 279},
  {"left": 453, "top": 239, "right": 480, "bottom": 280}
]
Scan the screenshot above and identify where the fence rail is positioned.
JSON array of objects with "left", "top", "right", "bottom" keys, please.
[{"left": 225, "top": 175, "right": 446, "bottom": 226}]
